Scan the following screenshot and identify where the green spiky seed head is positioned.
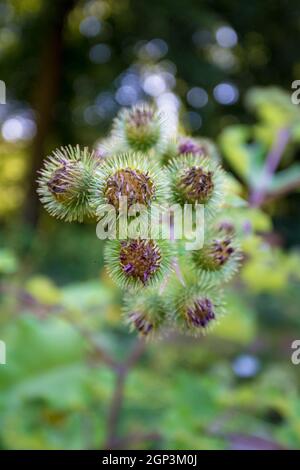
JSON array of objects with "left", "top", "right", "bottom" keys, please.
[
  {"left": 104, "top": 238, "right": 173, "bottom": 290},
  {"left": 36, "top": 101, "right": 244, "bottom": 339},
  {"left": 166, "top": 268, "right": 225, "bottom": 336},
  {"left": 47, "top": 161, "right": 79, "bottom": 203},
  {"left": 177, "top": 136, "right": 206, "bottom": 157},
  {"left": 217, "top": 219, "right": 236, "bottom": 235},
  {"left": 128, "top": 311, "right": 154, "bottom": 336},
  {"left": 37, "top": 146, "right": 98, "bottom": 222},
  {"left": 200, "top": 238, "right": 235, "bottom": 269},
  {"left": 167, "top": 155, "right": 225, "bottom": 218},
  {"left": 191, "top": 225, "right": 242, "bottom": 283},
  {"left": 112, "top": 103, "right": 166, "bottom": 153},
  {"left": 161, "top": 136, "right": 220, "bottom": 165},
  {"left": 185, "top": 297, "right": 216, "bottom": 329},
  {"left": 123, "top": 287, "right": 168, "bottom": 338},
  {"left": 93, "top": 152, "right": 168, "bottom": 215},
  {"left": 105, "top": 168, "right": 155, "bottom": 209},
  {"left": 120, "top": 239, "right": 161, "bottom": 284},
  {"left": 177, "top": 136, "right": 220, "bottom": 162},
  {"left": 179, "top": 165, "right": 214, "bottom": 204}
]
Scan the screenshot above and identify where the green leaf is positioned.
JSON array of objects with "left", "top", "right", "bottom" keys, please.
[
  {"left": 267, "top": 164, "right": 300, "bottom": 193},
  {"left": 25, "top": 276, "right": 61, "bottom": 306},
  {"left": 219, "top": 125, "right": 266, "bottom": 186},
  {"left": 0, "top": 316, "right": 86, "bottom": 406},
  {"left": 0, "top": 249, "right": 18, "bottom": 275}
]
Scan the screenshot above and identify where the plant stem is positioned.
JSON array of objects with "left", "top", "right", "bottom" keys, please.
[
  {"left": 104, "top": 338, "right": 146, "bottom": 449},
  {"left": 249, "top": 127, "right": 290, "bottom": 207}
]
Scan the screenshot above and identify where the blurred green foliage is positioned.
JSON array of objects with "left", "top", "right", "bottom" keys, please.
[
  {"left": 220, "top": 87, "right": 300, "bottom": 193},
  {"left": 1, "top": 272, "right": 300, "bottom": 449}
]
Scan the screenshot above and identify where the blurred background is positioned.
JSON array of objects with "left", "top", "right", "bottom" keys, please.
[{"left": 1, "top": 0, "right": 300, "bottom": 450}]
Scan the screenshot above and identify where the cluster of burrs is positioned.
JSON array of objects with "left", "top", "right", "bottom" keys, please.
[{"left": 38, "top": 103, "right": 242, "bottom": 338}]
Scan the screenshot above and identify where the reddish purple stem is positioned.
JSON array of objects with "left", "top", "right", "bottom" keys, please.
[{"left": 249, "top": 127, "right": 290, "bottom": 207}]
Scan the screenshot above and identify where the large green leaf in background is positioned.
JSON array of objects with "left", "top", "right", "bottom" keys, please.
[
  {"left": 220, "top": 87, "right": 300, "bottom": 198},
  {"left": 219, "top": 125, "right": 266, "bottom": 186},
  {"left": 0, "top": 316, "right": 89, "bottom": 448}
]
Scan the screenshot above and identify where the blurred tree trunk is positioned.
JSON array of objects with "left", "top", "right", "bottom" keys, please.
[{"left": 23, "top": 0, "right": 77, "bottom": 227}]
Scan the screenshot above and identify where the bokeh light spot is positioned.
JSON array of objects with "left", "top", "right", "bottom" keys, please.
[{"left": 213, "top": 82, "right": 239, "bottom": 105}]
